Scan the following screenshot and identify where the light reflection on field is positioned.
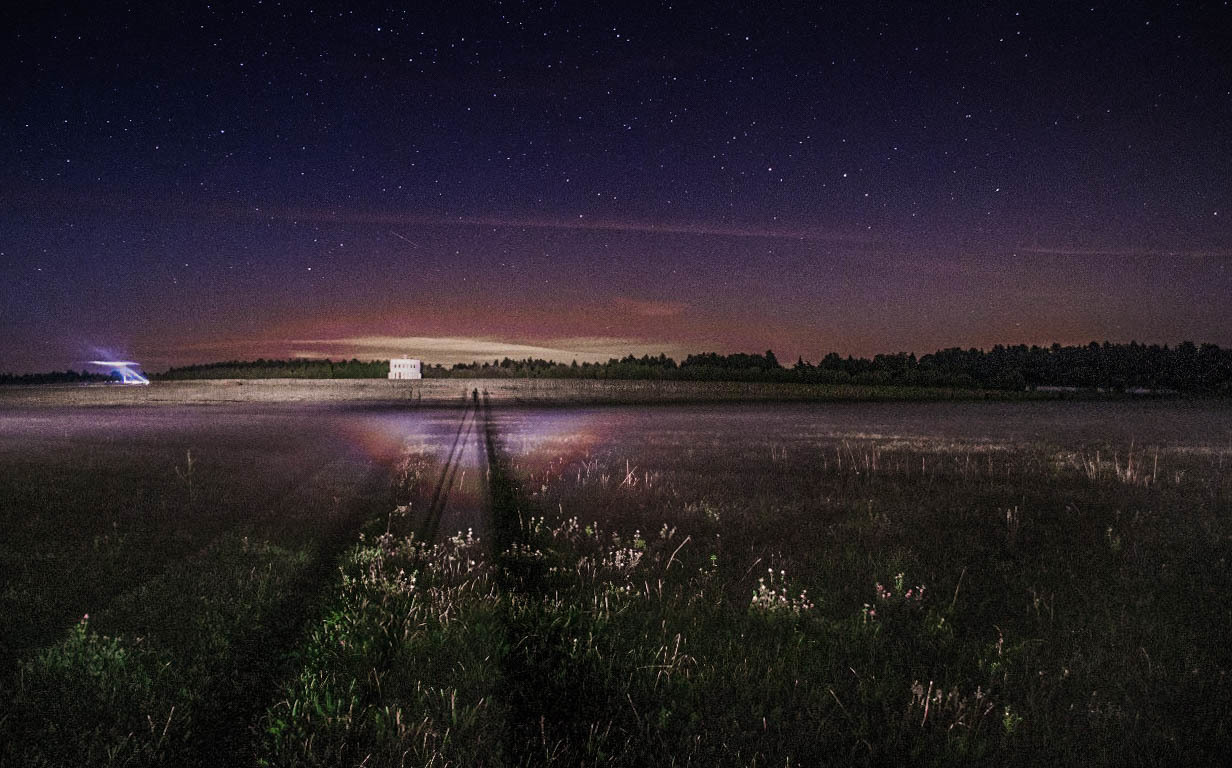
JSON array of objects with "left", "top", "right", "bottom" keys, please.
[{"left": 4, "top": 401, "right": 1232, "bottom": 466}]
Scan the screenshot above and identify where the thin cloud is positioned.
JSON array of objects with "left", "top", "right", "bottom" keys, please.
[
  {"left": 1017, "top": 246, "right": 1230, "bottom": 258},
  {"left": 292, "top": 335, "right": 685, "bottom": 364},
  {"left": 256, "top": 208, "right": 873, "bottom": 244},
  {"left": 457, "top": 215, "right": 870, "bottom": 244}
]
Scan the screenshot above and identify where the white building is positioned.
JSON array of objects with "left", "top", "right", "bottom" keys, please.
[{"left": 389, "top": 357, "right": 422, "bottom": 380}]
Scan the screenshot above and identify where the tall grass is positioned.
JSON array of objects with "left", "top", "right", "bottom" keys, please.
[
  {"left": 260, "top": 427, "right": 1232, "bottom": 765},
  {"left": 3, "top": 403, "right": 1230, "bottom": 765},
  {"left": 0, "top": 446, "right": 391, "bottom": 766}
]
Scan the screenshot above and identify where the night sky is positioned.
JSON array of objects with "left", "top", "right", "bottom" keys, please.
[{"left": 3, "top": 2, "right": 1230, "bottom": 374}]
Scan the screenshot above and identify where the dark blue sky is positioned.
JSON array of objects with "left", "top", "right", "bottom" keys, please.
[{"left": 3, "top": 1, "right": 1229, "bottom": 373}]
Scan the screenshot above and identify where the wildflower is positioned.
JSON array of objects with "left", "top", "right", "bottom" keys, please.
[
  {"left": 873, "top": 573, "right": 926, "bottom": 610},
  {"left": 751, "top": 568, "right": 813, "bottom": 615}
]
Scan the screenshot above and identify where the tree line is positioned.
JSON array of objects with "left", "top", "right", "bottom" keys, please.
[
  {"left": 156, "top": 358, "right": 389, "bottom": 380},
  {"left": 789, "top": 342, "right": 1230, "bottom": 392},
  {"left": 5, "top": 342, "right": 1230, "bottom": 393},
  {"left": 0, "top": 370, "right": 111, "bottom": 386},
  {"left": 146, "top": 341, "right": 1232, "bottom": 394},
  {"left": 424, "top": 342, "right": 1232, "bottom": 392}
]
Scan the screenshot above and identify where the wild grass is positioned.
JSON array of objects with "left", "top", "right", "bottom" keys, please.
[
  {"left": 5, "top": 535, "right": 309, "bottom": 766},
  {"left": 3, "top": 402, "right": 1231, "bottom": 765},
  {"left": 261, "top": 419, "right": 1232, "bottom": 766},
  {"left": 0, "top": 429, "right": 391, "bottom": 766}
]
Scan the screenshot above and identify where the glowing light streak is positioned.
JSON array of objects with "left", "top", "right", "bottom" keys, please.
[{"left": 87, "top": 360, "right": 150, "bottom": 385}]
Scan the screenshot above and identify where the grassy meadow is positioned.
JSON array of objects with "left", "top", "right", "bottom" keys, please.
[{"left": 1, "top": 400, "right": 1230, "bottom": 765}]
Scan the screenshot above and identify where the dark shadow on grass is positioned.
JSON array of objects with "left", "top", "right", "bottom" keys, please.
[
  {"left": 418, "top": 399, "right": 475, "bottom": 544},
  {"left": 183, "top": 461, "right": 396, "bottom": 767},
  {"left": 478, "top": 390, "right": 626, "bottom": 763},
  {"left": 482, "top": 390, "right": 522, "bottom": 566}
]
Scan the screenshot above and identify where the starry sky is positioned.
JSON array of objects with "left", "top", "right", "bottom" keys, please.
[{"left": 3, "top": 1, "right": 1230, "bottom": 374}]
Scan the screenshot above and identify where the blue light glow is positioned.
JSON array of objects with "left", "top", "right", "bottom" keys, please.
[{"left": 88, "top": 361, "right": 150, "bottom": 385}]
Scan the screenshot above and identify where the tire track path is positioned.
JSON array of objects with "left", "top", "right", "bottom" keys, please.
[
  {"left": 418, "top": 396, "right": 475, "bottom": 543},
  {"left": 474, "top": 391, "right": 609, "bottom": 763}
]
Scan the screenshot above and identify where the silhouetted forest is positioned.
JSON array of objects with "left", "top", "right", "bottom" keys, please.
[
  {"left": 156, "top": 358, "right": 389, "bottom": 380},
  {"left": 6, "top": 342, "right": 1229, "bottom": 393},
  {"left": 0, "top": 370, "right": 111, "bottom": 386},
  {"left": 139, "top": 342, "right": 1232, "bottom": 394}
]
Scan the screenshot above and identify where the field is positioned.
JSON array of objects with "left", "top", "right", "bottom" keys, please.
[
  {"left": 1, "top": 393, "right": 1231, "bottom": 765},
  {"left": 0, "top": 377, "right": 1053, "bottom": 408}
]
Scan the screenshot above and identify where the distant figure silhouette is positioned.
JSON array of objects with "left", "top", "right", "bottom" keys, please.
[{"left": 472, "top": 388, "right": 479, "bottom": 404}]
